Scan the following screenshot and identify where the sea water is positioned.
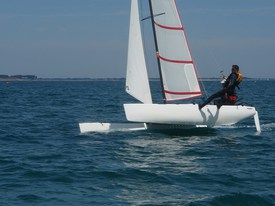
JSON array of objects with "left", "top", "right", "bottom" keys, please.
[{"left": 0, "top": 80, "right": 274, "bottom": 205}]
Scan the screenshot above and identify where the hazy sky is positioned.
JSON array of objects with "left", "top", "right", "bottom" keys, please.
[{"left": 0, "top": 0, "right": 274, "bottom": 78}]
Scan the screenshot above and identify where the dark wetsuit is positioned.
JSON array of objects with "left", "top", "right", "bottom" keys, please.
[{"left": 199, "top": 72, "right": 238, "bottom": 109}]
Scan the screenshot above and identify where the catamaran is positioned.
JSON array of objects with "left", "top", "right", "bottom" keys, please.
[{"left": 79, "top": 0, "right": 261, "bottom": 133}]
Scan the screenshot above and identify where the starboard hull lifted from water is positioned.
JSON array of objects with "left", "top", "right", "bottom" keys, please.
[{"left": 124, "top": 103, "right": 261, "bottom": 132}]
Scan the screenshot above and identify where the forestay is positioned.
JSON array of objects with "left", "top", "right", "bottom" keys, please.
[
  {"left": 151, "top": 0, "right": 202, "bottom": 102},
  {"left": 126, "top": 0, "right": 152, "bottom": 104}
]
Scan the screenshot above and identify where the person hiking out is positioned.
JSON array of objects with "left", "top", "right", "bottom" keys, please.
[{"left": 199, "top": 65, "right": 242, "bottom": 110}]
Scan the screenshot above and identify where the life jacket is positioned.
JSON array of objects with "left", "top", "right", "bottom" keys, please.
[
  {"left": 235, "top": 71, "right": 243, "bottom": 89},
  {"left": 236, "top": 71, "right": 243, "bottom": 86}
]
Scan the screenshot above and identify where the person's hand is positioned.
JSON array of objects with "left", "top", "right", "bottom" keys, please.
[{"left": 224, "top": 93, "right": 228, "bottom": 100}]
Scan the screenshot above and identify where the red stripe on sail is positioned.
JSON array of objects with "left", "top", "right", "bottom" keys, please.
[
  {"left": 172, "top": 0, "right": 202, "bottom": 94},
  {"left": 154, "top": 21, "right": 183, "bottom": 31},
  {"left": 164, "top": 90, "right": 202, "bottom": 95},
  {"left": 157, "top": 53, "right": 193, "bottom": 64},
  {"left": 165, "top": 94, "right": 202, "bottom": 102}
]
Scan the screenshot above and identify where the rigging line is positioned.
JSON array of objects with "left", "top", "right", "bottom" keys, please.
[
  {"left": 188, "top": 51, "right": 208, "bottom": 98},
  {"left": 141, "top": 12, "right": 165, "bottom": 21},
  {"left": 195, "top": 64, "right": 209, "bottom": 99},
  {"left": 188, "top": 50, "right": 209, "bottom": 98},
  {"left": 210, "top": 50, "right": 227, "bottom": 81},
  {"left": 209, "top": 50, "right": 223, "bottom": 73},
  {"left": 206, "top": 51, "right": 225, "bottom": 93}
]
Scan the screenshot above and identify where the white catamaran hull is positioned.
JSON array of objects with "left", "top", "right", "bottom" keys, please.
[
  {"left": 79, "top": 103, "right": 261, "bottom": 133},
  {"left": 79, "top": 122, "right": 146, "bottom": 133},
  {"left": 124, "top": 103, "right": 260, "bottom": 131}
]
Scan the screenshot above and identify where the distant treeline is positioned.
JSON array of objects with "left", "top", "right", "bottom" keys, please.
[
  {"left": 0, "top": 75, "right": 273, "bottom": 81},
  {"left": 0, "top": 75, "right": 37, "bottom": 80}
]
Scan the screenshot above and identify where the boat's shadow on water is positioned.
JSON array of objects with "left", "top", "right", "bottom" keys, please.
[{"left": 146, "top": 127, "right": 218, "bottom": 137}]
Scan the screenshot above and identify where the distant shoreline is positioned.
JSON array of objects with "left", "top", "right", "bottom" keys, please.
[{"left": 0, "top": 77, "right": 274, "bottom": 82}]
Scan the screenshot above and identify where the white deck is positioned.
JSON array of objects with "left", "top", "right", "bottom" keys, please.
[{"left": 124, "top": 103, "right": 260, "bottom": 130}]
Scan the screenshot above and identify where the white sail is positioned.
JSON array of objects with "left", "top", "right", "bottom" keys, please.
[
  {"left": 151, "top": 0, "right": 202, "bottom": 102},
  {"left": 126, "top": 0, "right": 152, "bottom": 104}
]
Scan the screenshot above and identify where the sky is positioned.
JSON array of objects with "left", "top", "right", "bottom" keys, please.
[{"left": 0, "top": 0, "right": 274, "bottom": 78}]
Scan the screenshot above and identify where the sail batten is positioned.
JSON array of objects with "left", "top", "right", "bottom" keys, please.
[
  {"left": 150, "top": 0, "right": 202, "bottom": 101},
  {"left": 154, "top": 21, "right": 183, "bottom": 30},
  {"left": 165, "top": 90, "right": 202, "bottom": 95},
  {"left": 157, "top": 54, "right": 193, "bottom": 64}
]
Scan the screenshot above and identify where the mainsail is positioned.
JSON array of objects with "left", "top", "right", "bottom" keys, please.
[
  {"left": 150, "top": 0, "right": 202, "bottom": 102},
  {"left": 126, "top": 0, "right": 152, "bottom": 104}
]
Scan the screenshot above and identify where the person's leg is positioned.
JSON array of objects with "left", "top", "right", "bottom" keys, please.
[{"left": 199, "top": 89, "right": 225, "bottom": 110}]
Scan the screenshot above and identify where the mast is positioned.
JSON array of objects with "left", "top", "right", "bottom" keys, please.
[{"left": 148, "top": 0, "right": 166, "bottom": 103}]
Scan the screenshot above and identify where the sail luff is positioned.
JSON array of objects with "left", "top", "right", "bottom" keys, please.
[{"left": 126, "top": 0, "right": 152, "bottom": 104}]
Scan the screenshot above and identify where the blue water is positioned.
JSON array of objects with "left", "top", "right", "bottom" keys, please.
[{"left": 1, "top": 80, "right": 275, "bottom": 205}]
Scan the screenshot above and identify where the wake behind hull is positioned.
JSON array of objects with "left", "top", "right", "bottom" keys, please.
[{"left": 124, "top": 103, "right": 259, "bottom": 129}]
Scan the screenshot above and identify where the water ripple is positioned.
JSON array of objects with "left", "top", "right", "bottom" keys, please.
[{"left": 0, "top": 81, "right": 274, "bottom": 205}]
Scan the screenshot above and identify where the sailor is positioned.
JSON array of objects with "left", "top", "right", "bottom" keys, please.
[{"left": 199, "top": 65, "right": 242, "bottom": 110}]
